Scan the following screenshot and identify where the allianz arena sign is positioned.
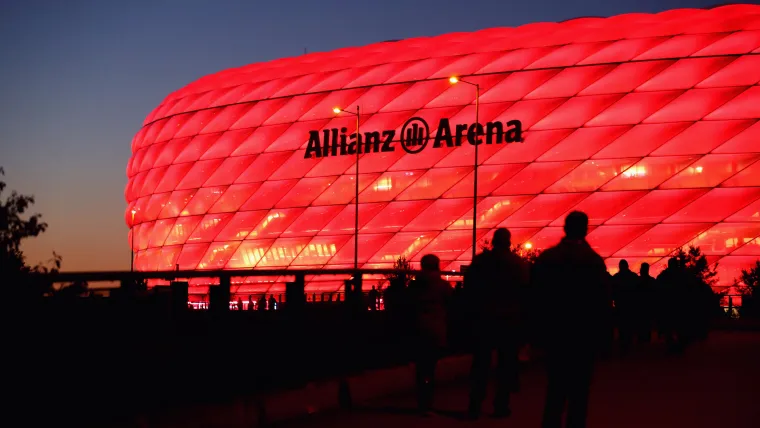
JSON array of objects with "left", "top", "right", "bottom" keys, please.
[{"left": 305, "top": 118, "right": 524, "bottom": 158}]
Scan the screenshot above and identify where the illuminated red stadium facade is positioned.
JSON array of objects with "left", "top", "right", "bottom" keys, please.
[{"left": 126, "top": 5, "right": 760, "bottom": 296}]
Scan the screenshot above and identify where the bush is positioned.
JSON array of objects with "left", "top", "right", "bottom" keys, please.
[
  {"left": 671, "top": 245, "right": 724, "bottom": 318},
  {"left": 739, "top": 260, "right": 760, "bottom": 318}
]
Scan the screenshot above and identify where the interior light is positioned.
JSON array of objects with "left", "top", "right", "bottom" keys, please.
[
  {"left": 695, "top": 166, "right": 703, "bottom": 173},
  {"left": 524, "top": 242, "right": 533, "bottom": 249},
  {"left": 623, "top": 165, "right": 647, "bottom": 178},
  {"left": 449, "top": 76, "right": 459, "bottom": 84},
  {"left": 332, "top": 107, "right": 342, "bottom": 114}
]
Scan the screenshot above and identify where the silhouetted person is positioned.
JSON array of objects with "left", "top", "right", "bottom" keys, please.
[
  {"left": 600, "top": 271, "right": 615, "bottom": 357},
  {"left": 248, "top": 294, "right": 255, "bottom": 311},
  {"left": 637, "top": 263, "right": 656, "bottom": 343},
  {"left": 678, "top": 266, "right": 713, "bottom": 345},
  {"left": 453, "top": 281, "right": 463, "bottom": 296},
  {"left": 257, "top": 294, "right": 267, "bottom": 311},
  {"left": 368, "top": 286, "right": 379, "bottom": 311},
  {"left": 465, "top": 228, "right": 528, "bottom": 419},
  {"left": 269, "top": 295, "right": 277, "bottom": 311},
  {"left": 612, "top": 260, "right": 639, "bottom": 354},
  {"left": 237, "top": 296, "right": 244, "bottom": 311},
  {"left": 656, "top": 258, "right": 684, "bottom": 351},
  {"left": 694, "top": 279, "right": 715, "bottom": 341},
  {"left": 534, "top": 211, "right": 609, "bottom": 428},
  {"left": 448, "top": 281, "right": 467, "bottom": 351},
  {"left": 407, "top": 254, "right": 453, "bottom": 415}
]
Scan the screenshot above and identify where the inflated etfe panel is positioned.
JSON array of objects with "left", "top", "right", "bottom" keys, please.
[{"left": 127, "top": 5, "right": 760, "bottom": 294}]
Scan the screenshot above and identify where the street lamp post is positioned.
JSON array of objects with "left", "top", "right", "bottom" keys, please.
[
  {"left": 333, "top": 106, "right": 361, "bottom": 270},
  {"left": 449, "top": 76, "right": 480, "bottom": 262},
  {"left": 130, "top": 209, "right": 137, "bottom": 272}
]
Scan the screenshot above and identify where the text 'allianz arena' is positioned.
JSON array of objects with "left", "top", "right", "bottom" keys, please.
[{"left": 127, "top": 4, "right": 760, "bottom": 296}]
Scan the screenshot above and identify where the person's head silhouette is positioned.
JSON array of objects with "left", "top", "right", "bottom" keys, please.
[
  {"left": 492, "top": 227, "right": 511, "bottom": 251},
  {"left": 619, "top": 259, "right": 630, "bottom": 272},
  {"left": 668, "top": 257, "right": 678, "bottom": 269},
  {"left": 640, "top": 262, "right": 650, "bottom": 277},
  {"left": 420, "top": 254, "right": 441, "bottom": 271},
  {"left": 564, "top": 211, "right": 589, "bottom": 240}
]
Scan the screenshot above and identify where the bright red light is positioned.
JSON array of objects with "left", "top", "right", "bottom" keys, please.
[{"left": 127, "top": 5, "right": 760, "bottom": 294}]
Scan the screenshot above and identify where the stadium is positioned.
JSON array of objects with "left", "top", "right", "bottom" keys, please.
[{"left": 126, "top": 4, "right": 760, "bottom": 297}]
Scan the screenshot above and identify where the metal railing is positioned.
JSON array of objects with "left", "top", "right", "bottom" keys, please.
[
  {"left": 43, "top": 268, "right": 464, "bottom": 308},
  {"left": 42, "top": 268, "right": 745, "bottom": 312}
]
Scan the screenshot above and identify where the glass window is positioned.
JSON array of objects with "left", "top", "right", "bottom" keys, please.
[
  {"left": 592, "top": 122, "right": 691, "bottom": 159},
  {"left": 544, "top": 158, "right": 638, "bottom": 193},
  {"left": 197, "top": 241, "right": 242, "bottom": 270},
  {"left": 226, "top": 239, "right": 275, "bottom": 269},
  {"left": 532, "top": 94, "right": 623, "bottom": 130},
  {"left": 660, "top": 153, "right": 760, "bottom": 189},
  {"left": 586, "top": 225, "right": 653, "bottom": 257},
  {"left": 176, "top": 243, "right": 211, "bottom": 270},
  {"left": 613, "top": 223, "right": 712, "bottom": 257},
  {"left": 687, "top": 223, "right": 760, "bottom": 255},
  {"left": 500, "top": 193, "right": 589, "bottom": 227},
  {"left": 493, "top": 161, "right": 582, "bottom": 195},
  {"left": 360, "top": 200, "right": 433, "bottom": 234},
  {"left": 665, "top": 188, "right": 760, "bottom": 223},
  {"left": 396, "top": 167, "right": 471, "bottom": 201},
  {"left": 448, "top": 195, "right": 535, "bottom": 230},
  {"left": 606, "top": 189, "right": 707, "bottom": 224},
  {"left": 601, "top": 156, "right": 698, "bottom": 191},
  {"left": 291, "top": 235, "right": 352, "bottom": 265},
  {"left": 538, "top": 126, "right": 630, "bottom": 162},
  {"left": 403, "top": 199, "right": 473, "bottom": 232}
]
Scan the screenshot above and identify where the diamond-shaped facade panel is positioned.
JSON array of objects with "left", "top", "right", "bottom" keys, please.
[{"left": 128, "top": 5, "right": 760, "bottom": 294}]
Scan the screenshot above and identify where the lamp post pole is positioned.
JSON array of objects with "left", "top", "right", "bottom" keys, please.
[
  {"left": 130, "top": 209, "right": 136, "bottom": 272},
  {"left": 333, "top": 106, "right": 361, "bottom": 270},
  {"left": 449, "top": 76, "right": 481, "bottom": 262},
  {"left": 471, "top": 83, "right": 480, "bottom": 262},
  {"left": 354, "top": 105, "right": 360, "bottom": 270}
]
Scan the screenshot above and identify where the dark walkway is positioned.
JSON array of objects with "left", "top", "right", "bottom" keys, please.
[{"left": 282, "top": 331, "right": 760, "bottom": 428}]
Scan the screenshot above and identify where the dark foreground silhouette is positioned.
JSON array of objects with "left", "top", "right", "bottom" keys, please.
[
  {"left": 5, "top": 209, "right": 729, "bottom": 428},
  {"left": 278, "top": 331, "right": 760, "bottom": 428}
]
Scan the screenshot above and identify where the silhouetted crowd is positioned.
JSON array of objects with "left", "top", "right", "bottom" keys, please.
[{"left": 389, "top": 211, "right": 718, "bottom": 427}]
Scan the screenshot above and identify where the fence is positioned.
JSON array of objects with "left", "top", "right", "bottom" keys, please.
[
  {"left": 18, "top": 267, "right": 751, "bottom": 426},
  {"left": 46, "top": 267, "right": 465, "bottom": 309}
]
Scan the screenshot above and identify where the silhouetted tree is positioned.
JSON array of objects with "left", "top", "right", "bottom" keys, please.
[
  {"left": 1, "top": 167, "right": 61, "bottom": 296},
  {"left": 511, "top": 244, "right": 542, "bottom": 267},
  {"left": 739, "top": 261, "right": 760, "bottom": 318},
  {"left": 671, "top": 245, "right": 724, "bottom": 318},
  {"left": 381, "top": 256, "right": 413, "bottom": 320},
  {"left": 384, "top": 255, "right": 412, "bottom": 287},
  {"left": 671, "top": 245, "right": 718, "bottom": 288}
]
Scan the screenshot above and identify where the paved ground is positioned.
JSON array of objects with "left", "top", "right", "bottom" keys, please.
[{"left": 281, "top": 331, "right": 760, "bottom": 428}]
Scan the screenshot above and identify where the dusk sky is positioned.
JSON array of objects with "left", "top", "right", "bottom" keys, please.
[{"left": 1, "top": 0, "right": 723, "bottom": 271}]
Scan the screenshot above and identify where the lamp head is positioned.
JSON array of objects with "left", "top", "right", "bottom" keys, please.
[
  {"left": 332, "top": 107, "right": 342, "bottom": 114},
  {"left": 524, "top": 242, "right": 533, "bottom": 250},
  {"left": 449, "top": 76, "right": 459, "bottom": 84}
]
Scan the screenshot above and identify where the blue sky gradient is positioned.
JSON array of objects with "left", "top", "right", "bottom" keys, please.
[{"left": 0, "top": 0, "right": 722, "bottom": 270}]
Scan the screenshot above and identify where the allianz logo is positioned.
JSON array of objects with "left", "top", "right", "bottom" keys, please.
[{"left": 304, "top": 117, "right": 523, "bottom": 159}]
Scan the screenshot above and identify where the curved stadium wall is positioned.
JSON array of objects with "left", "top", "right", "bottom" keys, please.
[{"left": 126, "top": 4, "right": 760, "bottom": 295}]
